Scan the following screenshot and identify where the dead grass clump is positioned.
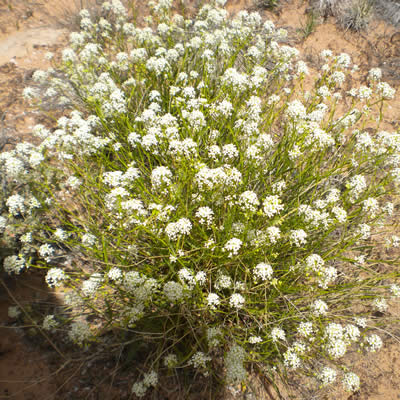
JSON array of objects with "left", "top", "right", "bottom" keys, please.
[
  {"left": 375, "top": 0, "right": 400, "bottom": 25},
  {"left": 337, "top": 0, "right": 374, "bottom": 31},
  {"left": 311, "top": 0, "right": 374, "bottom": 31}
]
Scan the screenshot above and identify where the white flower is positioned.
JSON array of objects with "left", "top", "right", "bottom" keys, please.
[
  {"left": 357, "top": 224, "right": 371, "bottom": 240},
  {"left": 54, "top": 228, "right": 68, "bottom": 241},
  {"left": 42, "top": 315, "right": 58, "bottom": 331},
  {"left": 163, "top": 354, "right": 178, "bottom": 368},
  {"left": 297, "top": 322, "right": 313, "bottom": 338},
  {"left": 342, "top": 372, "right": 360, "bottom": 392},
  {"left": 289, "top": 229, "right": 307, "bottom": 247},
  {"left": 82, "top": 233, "right": 97, "bottom": 247},
  {"left": 190, "top": 351, "right": 211, "bottom": 370},
  {"left": 22, "top": 87, "right": 39, "bottom": 100},
  {"left": 195, "top": 207, "right": 214, "bottom": 227},
  {"left": 368, "top": 68, "right": 382, "bottom": 81},
  {"left": 229, "top": 293, "right": 245, "bottom": 309},
  {"left": 165, "top": 218, "right": 192, "bottom": 241},
  {"left": 263, "top": 195, "right": 284, "bottom": 218},
  {"left": 46, "top": 268, "right": 67, "bottom": 288},
  {"left": 332, "top": 206, "right": 347, "bottom": 223},
  {"left": 271, "top": 180, "right": 286, "bottom": 195},
  {"left": 263, "top": 19, "right": 275, "bottom": 33},
  {"left": 326, "top": 338, "right": 347, "bottom": 358},
  {"left": 253, "top": 263, "right": 273, "bottom": 282},
  {"left": 336, "top": 52, "right": 351, "bottom": 68},
  {"left": 20, "top": 232, "right": 32, "bottom": 243},
  {"left": 143, "top": 371, "right": 158, "bottom": 388},
  {"left": 107, "top": 267, "right": 123, "bottom": 283},
  {"left": 207, "top": 326, "right": 222, "bottom": 347},
  {"left": 344, "top": 324, "right": 360, "bottom": 343},
  {"left": 6, "top": 194, "right": 25, "bottom": 216},
  {"left": 215, "top": 274, "right": 232, "bottom": 290},
  {"left": 0, "top": 216, "right": 6, "bottom": 233},
  {"left": 362, "top": 198, "right": 379, "bottom": 217},
  {"left": 330, "top": 71, "right": 345, "bottom": 86},
  {"left": 238, "top": 191, "right": 259, "bottom": 213},
  {"left": 266, "top": 226, "right": 281, "bottom": 244},
  {"left": 214, "top": 100, "right": 233, "bottom": 118},
  {"left": 207, "top": 293, "right": 220, "bottom": 310},
  {"left": 372, "top": 297, "right": 388, "bottom": 312},
  {"left": 296, "top": 60, "right": 309, "bottom": 76},
  {"left": 271, "top": 327, "right": 286, "bottom": 342},
  {"left": 223, "top": 238, "right": 242, "bottom": 257},
  {"left": 163, "top": 281, "right": 184, "bottom": 302},
  {"left": 317, "top": 85, "right": 330, "bottom": 98},
  {"left": 68, "top": 320, "right": 91, "bottom": 344},
  {"left": 354, "top": 317, "right": 367, "bottom": 328},
  {"left": 377, "top": 82, "right": 395, "bottom": 99},
  {"left": 131, "top": 381, "right": 147, "bottom": 398},
  {"left": 248, "top": 336, "right": 262, "bottom": 344},
  {"left": 39, "top": 244, "right": 54, "bottom": 262},
  {"left": 304, "top": 254, "right": 324, "bottom": 272},
  {"left": 283, "top": 348, "right": 301, "bottom": 370},
  {"left": 3, "top": 255, "right": 25, "bottom": 275},
  {"left": 365, "top": 334, "right": 383, "bottom": 352},
  {"left": 151, "top": 166, "right": 172, "bottom": 189},
  {"left": 82, "top": 273, "right": 103, "bottom": 297},
  {"left": 347, "top": 175, "right": 366, "bottom": 201},
  {"left": 222, "top": 68, "right": 249, "bottom": 92},
  {"left": 390, "top": 284, "right": 400, "bottom": 297},
  {"left": 286, "top": 100, "right": 306, "bottom": 120},
  {"left": 358, "top": 86, "right": 372, "bottom": 100},
  {"left": 318, "top": 367, "right": 337, "bottom": 386},
  {"left": 66, "top": 176, "right": 82, "bottom": 190},
  {"left": 312, "top": 299, "right": 328, "bottom": 316}
]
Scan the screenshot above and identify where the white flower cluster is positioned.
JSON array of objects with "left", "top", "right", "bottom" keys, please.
[
  {"left": 42, "top": 315, "right": 59, "bottom": 331},
  {"left": 317, "top": 367, "right": 337, "bottom": 386},
  {"left": 312, "top": 299, "right": 328, "bottom": 316},
  {"left": 163, "top": 281, "right": 184, "bottom": 302},
  {"left": 195, "top": 206, "right": 214, "bottom": 227},
  {"left": 263, "top": 195, "right": 284, "bottom": 218},
  {"left": 131, "top": 371, "right": 158, "bottom": 398},
  {"left": 189, "top": 352, "right": 211, "bottom": 375},
  {"left": 229, "top": 293, "right": 245, "bottom": 309},
  {"left": 82, "top": 273, "right": 104, "bottom": 297},
  {"left": 3, "top": 255, "right": 26, "bottom": 275},
  {"left": 207, "top": 293, "right": 221, "bottom": 310},
  {"left": 45, "top": 268, "right": 67, "bottom": 288},
  {"left": 365, "top": 334, "right": 383, "bottom": 352},
  {"left": 342, "top": 372, "right": 360, "bottom": 392},
  {"left": 253, "top": 262, "right": 273, "bottom": 282},
  {"left": 347, "top": 175, "right": 366, "bottom": 202},
  {"left": 271, "top": 327, "right": 286, "bottom": 342},
  {"left": 165, "top": 218, "right": 192, "bottom": 240},
  {"left": 223, "top": 238, "right": 242, "bottom": 257},
  {"left": 68, "top": 320, "right": 91, "bottom": 344},
  {"left": 238, "top": 191, "right": 259, "bottom": 213}
]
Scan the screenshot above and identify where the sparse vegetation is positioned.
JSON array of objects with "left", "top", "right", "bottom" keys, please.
[
  {"left": 298, "top": 9, "right": 319, "bottom": 37},
  {"left": 254, "top": 0, "right": 280, "bottom": 10}
]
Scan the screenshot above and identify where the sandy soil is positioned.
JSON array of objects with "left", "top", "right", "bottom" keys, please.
[{"left": 1, "top": 0, "right": 400, "bottom": 399}]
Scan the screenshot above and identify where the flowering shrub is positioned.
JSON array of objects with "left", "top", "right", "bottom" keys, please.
[{"left": 2, "top": 0, "right": 400, "bottom": 397}]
